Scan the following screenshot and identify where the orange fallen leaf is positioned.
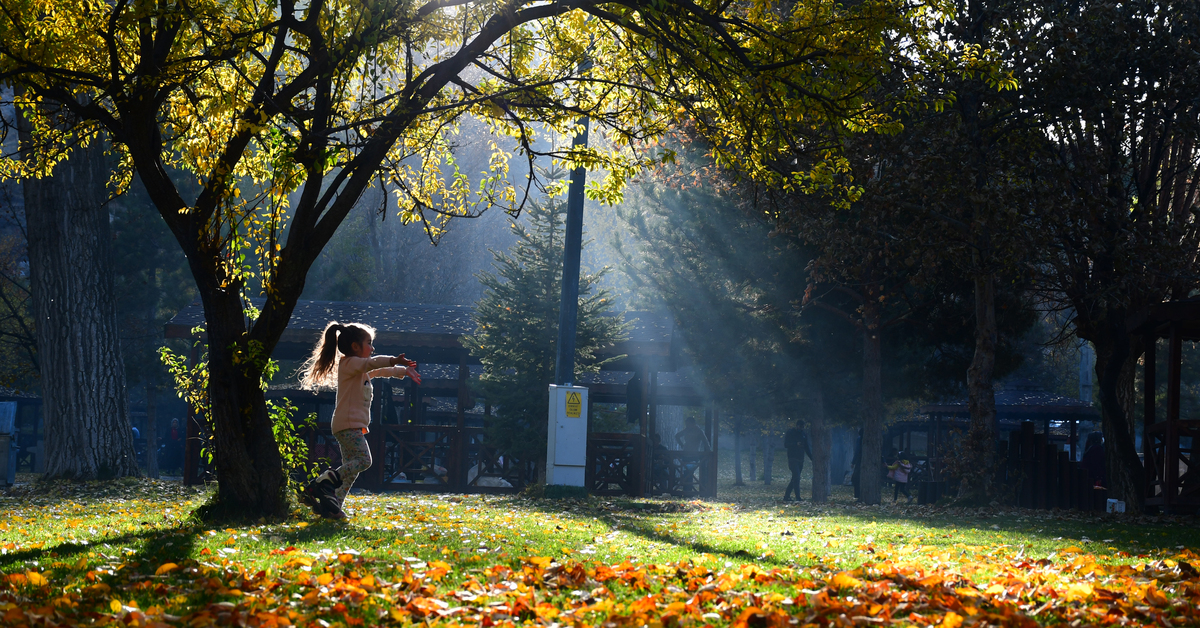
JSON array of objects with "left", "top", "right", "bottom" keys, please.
[
  {"left": 830, "top": 571, "right": 861, "bottom": 590},
  {"left": 155, "top": 563, "right": 179, "bottom": 576}
]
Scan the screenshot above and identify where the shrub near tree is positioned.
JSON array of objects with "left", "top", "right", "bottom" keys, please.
[{"left": 463, "top": 192, "right": 626, "bottom": 474}]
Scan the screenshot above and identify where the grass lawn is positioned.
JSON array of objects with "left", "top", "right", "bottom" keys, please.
[{"left": 2, "top": 462, "right": 1199, "bottom": 627}]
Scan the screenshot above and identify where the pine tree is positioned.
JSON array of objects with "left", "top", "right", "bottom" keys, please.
[{"left": 464, "top": 195, "right": 626, "bottom": 469}]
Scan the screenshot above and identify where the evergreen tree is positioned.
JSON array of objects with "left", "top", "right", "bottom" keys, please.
[{"left": 464, "top": 193, "right": 626, "bottom": 469}]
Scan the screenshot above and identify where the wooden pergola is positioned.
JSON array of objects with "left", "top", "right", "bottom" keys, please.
[
  {"left": 164, "top": 299, "right": 715, "bottom": 497},
  {"left": 1128, "top": 298, "right": 1200, "bottom": 512}
]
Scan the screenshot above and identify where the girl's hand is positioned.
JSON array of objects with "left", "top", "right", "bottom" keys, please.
[
  {"left": 390, "top": 353, "right": 417, "bottom": 368},
  {"left": 406, "top": 367, "right": 422, "bottom": 385}
]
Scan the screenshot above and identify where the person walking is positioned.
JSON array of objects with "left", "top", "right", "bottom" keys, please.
[
  {"left": 299, "top": 321, "right": 421, "bottom": 519},
  {"left": 783, "top": 419, "right": 811, "bottom": 501}
]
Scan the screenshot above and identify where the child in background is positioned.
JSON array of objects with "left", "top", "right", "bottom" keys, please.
[
  {"left": 888, "top": 451, "right": 913, "bottom": 503},
  {"left": 299, "top": 321, "right": 421, "bottom": 519}
]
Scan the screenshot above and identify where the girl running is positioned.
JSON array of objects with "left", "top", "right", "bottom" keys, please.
[{"left": 299, "top": 321, "right": 421, "bottom": 519}]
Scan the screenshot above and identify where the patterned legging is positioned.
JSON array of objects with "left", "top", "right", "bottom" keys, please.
[{"left": 333, "top": 429, "right": 373, "bottom": 504}]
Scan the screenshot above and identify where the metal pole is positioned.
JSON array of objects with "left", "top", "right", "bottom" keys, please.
[{"left": 554, "top": 118, "right": 590, "bottom": 386}]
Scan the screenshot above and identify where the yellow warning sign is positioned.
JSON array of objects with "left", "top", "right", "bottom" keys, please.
[{"left": 565, "top": 391, "right": 582, "bottom": 418}]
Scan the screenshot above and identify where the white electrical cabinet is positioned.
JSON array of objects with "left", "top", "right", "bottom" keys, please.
[{"left": 546, "top": 384, "right": 588, "bottom": 486}]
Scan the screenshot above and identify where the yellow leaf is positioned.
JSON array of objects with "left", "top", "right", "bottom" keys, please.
[
  {"left": 526, "top": 556, "right": 552, "bottom": 568},
  {"left": 829, "top": 572, "right": 861, "bottom": 590},
  {"left": 110, "top": 599, "right": 122, "bottom": 613},
  {"left": 1064, "top": 582, "right": 1093, "bottom": 602},
  {"left": 25, "top": 571, "right": 48, "bottom": 586},
  {"left": 155, "top": 563, "right": 179, "bottom": 576},
  {"left": 316, "top": 572, "right": 334, "bottom": 586},
  {"left": 430, "top": 560, "right": 451, "bottom": 571},
  {"left": 360, "top": 574, "right": 375, "bottom": 587},
  {"left": 940, "top": 611, "right": 963, "bottom": 628},
  {"left": 984, "top": 583, "right": 1005, "bottom": 595},
  {"left": 1060, "top": 546, "right": 1083, "bottom": 554}
]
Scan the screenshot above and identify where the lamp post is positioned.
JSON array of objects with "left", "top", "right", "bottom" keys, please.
[{"left": 553, "top": 117, "right": 589, "bottom": 386}]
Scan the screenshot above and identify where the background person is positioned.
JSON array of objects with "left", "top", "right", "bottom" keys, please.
[
  {"left": 782, "top": 419, "right": 811, "bottom": 501},
  {"left": 1081, "top": 431, "right": 1106, "bottom": 488},
  {"left": 674, "top": 416, "right": 711, "bottom": 452},
  {"left": 888, "top": 451, "right": 913, "bottom": 503}
]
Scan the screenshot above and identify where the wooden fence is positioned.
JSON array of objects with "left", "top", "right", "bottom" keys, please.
[{"left": 1001, "top": 421, "right": 1109, "bottom": 511}]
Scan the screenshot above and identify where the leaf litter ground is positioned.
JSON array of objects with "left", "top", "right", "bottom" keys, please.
[{"left": 2, "top": 476, "right": 1199, "bottom": 627}]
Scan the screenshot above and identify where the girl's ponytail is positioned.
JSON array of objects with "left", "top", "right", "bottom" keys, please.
[{"left": 300, "top": 321, "right": 343, "bottom": 389}]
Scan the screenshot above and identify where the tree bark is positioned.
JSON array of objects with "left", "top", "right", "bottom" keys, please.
[
  {"left": 960, "top": 273, "right": 998, "bottom": 501},
  {"left": 859, "top": 298, "right": 884, "bottom": 505},
  {"left": 762, "top": 438, "right": 775, "bottom": 485},
  {"left": 145, "top": 383, "right": 159, "bottom": 479},
  {"left": 1091, "top": 317, "right": 1145, "bottom": 513},
  {"left": 733, "top": 415, "right": 744, "bottom": 486},
  {"left": 810, "top": 387, "right": 831, "bottom": 502},
  {"left": 197, "top": 287, "right": 287, "bottom": 518},
  {"left": 19, "top": 128, "right": 138, "bottom": 480},
  {"left": 748, "top": 434, "right": 757, "bottom": 483}
]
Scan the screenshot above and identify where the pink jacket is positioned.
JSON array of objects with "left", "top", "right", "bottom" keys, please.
[{"left": 331, "top": 355, "right": 409, "bottom": 434}]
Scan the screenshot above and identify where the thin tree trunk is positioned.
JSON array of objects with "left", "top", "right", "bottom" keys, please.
[
  {"left": 961, "top": 273, "right": 998, "bottom": 501},
  {"left": 19, "top": 123, "right": 138, "bottom": 480},
  {"left": 811, "top": 388, "right": 831, "bottom": 502},
  {"left": 860, "top": 298, "right": 884, "bottom": 505},
  {"left": 146, "top": 383, "right": 159, "bottom": 479},
  {"left": 762, "top": 438, "right": 775, "bottom": 485},
  {"left": 733, "top": 415, "right": 744, "bottom": 486},
  {"left": 1092, "top": 319, "right": 1145, "bottom": 513},
  {"left": 748, "top": 434, "right": 757, "bottom": 483}
]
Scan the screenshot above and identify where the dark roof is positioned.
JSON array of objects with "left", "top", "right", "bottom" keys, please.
[
  {"left": 164, "top": 299, "right": 678, "bottom": 369},
  {"left": 1128, "top": 297, "right": 1200, "bottom": 340},
  {"left": 165, "top": 299, "right": 476, "bottom": 337},
  {"left": 0, "top": 385, "right": 38, "bottom": 400},
  {"left": 920, "top": 378, "right": 1098, "bottom": 416}
]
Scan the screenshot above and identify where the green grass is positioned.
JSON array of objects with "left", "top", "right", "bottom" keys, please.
[{"left": 2, "top": 462, "right": 1198, "bottom": 627}]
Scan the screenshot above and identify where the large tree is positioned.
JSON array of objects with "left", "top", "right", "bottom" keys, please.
[
  {"left": 15, "top": 124, "right": 140, "bottom": 479},
  {"left": 1029, "top": 0, "right": 1200, "bottom": 512},
  {"left": 0, "top": 0, "right": 900, "bottom": 517}
]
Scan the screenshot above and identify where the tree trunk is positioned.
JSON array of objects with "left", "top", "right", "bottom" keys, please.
[
  {"left": 146, "top": 383, "right": 159, "bottom": 479},
  {"left": 1092, "top": 318, "right": 1146, "bottom": 513},
  {"left": 198, "top": 289, "right": 287, "bottom": 519},
  {"left": 733, "top": 415, "right": 744, "bottom": 486},
  {"left": 762, "top": 438, "right": 774, "bottom": 485},
  {"left": 859, "top": 298, "right": 884, "bottom": 505},
  {"left": 810, "top": 388, "right": 831, "bottom": 502},
  {"left": 748, "top": 434, "right": 757, "bottom": 482},
  {"left": 960, "top": 273, "right": 998, "bottom": 501},
  {"left": 19, "top": 128, "right": 138, "bottom": 480}
]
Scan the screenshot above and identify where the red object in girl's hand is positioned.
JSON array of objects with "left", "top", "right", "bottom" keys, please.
[{"left": 395, "top": 353, "right": 417, "bottom": 368}]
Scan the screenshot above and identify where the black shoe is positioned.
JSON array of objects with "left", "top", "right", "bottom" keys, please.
[
  {"left": 303, "top": 470, "right": 343, "bottom": 518},
  {"left": 316, "top": 494, "right": 347, "bottom": 520},
  {"left": 299, "top": 484, "right": 330, "bottom": 517}
]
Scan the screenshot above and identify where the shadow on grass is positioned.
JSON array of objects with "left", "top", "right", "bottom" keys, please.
[
  {"left": 508, "top": 480, "right": 1200, "bottom": 563},
  {"left": 0, "top": 525, "right": 202, "bottom": 572}
]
